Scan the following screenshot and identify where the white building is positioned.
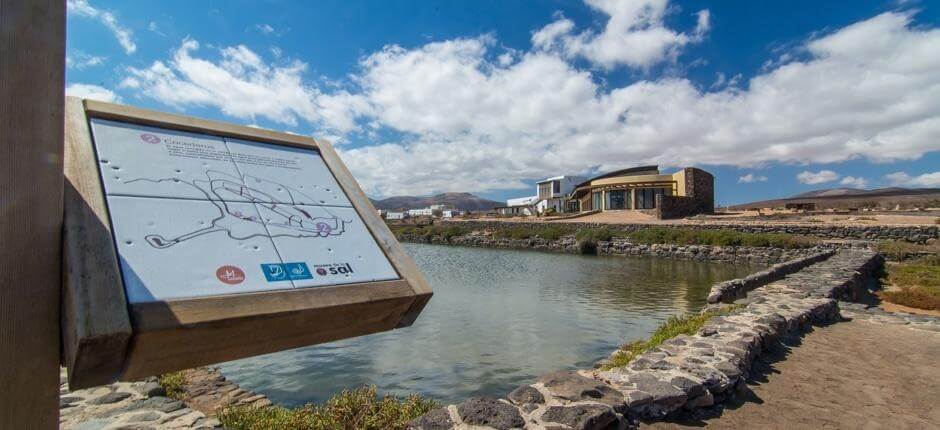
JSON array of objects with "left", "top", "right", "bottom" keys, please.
[
  {"left": 407, "top": 208, "right": 434, "bottom": 217},
  {"left": 499, "top": 175, "right": 587, "bottom": 216},
  {"left": 442, "top": 209, "right": 462, "bottom": 218},
  {"left": 385, "top": 211, "right": 407, "bottom": 220}
]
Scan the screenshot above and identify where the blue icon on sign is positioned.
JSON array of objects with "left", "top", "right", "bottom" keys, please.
[
  {"left": 284, "top": 262, "right": 313, "bottom": 280},
  {"left": 261, "top": 262, "right": 313, "bottom": 282},
  {"left": 261, "top": 263, "right": 289, "bottom": 282}
]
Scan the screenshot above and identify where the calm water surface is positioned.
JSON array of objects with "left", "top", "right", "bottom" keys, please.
[{"left": 221, "top": 244, "right": 760, "bottom": 405}]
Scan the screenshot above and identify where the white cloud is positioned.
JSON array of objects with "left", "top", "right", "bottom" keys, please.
[
  {"left": 839, "top": 176, "right": 869, "bottom": 188},
  {"left": 532, "top": 0, "right": 710, "bottom": 69},
  {"left": 884, "top": 171, "right": 940, "bottom": 187},
  {"left": 121, "top": 9, "right": 940, "bottom": 197},
  {"left": 66, "top": 83, "right": 121, "bottom": 103},
  {"left": 122, "top": 40, "right": 364, "bottom": 133},
  {"left": 256, "top": 24, "right": 276, "bottom": 35},
  {"left": 738, "top": 173, "right": 768, "bottom": 183},
  {"left": 67, "top": 0, "right": 136, "bottom": 54},
  {"left": 66, "top": 50, "right": 105, "bottom": 69},
  {"left": 797, "top": 170, "right": 840, "bottom": 184}
]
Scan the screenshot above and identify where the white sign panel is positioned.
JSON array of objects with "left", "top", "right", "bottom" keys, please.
[{"left": 90, "top": 119, "right": 399, "bottom": 303}]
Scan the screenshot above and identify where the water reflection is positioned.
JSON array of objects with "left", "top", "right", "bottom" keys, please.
[{"left": 221, "top": 243, "right": 760, "bottom": 406}]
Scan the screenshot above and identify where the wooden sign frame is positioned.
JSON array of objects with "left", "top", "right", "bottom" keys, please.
[{"left": 61, "top": 97, "right": 432, "bottom": 389}]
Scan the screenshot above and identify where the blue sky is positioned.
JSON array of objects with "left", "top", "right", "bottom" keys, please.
[{"left": 67, "top": 0, "right": 940, "bottom": 205}]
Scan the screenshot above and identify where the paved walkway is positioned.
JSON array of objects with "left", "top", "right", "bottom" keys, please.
[{"left": 644, "top": 318, "right": 940, "bottom": 429}]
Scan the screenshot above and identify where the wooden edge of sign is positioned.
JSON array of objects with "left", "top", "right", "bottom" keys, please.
[
  {"left": 83, "top": 99, "right": 318, "bottom": 150},
  {"left": 62, "top": 97, "right": 134, "bottom": 389},
  {"left": 314, "top": 139, "right": 433, "bottom": 326},
  {"left": 122, "top": 294, "right": 415, "bottom": 380},
  {"left": 129, "top": 279, "right": 417, "bottom": 330}
]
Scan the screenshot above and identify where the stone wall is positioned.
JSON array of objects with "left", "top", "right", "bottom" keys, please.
[
  {"left": 397, "top": 232, "right": 830, "bottom": 264},
  {"left": 442, "top": 220, "right": 939, "bottom": 243},
  {"left": 684, "top": 167, "right": 715, "bottom": 214},
  {"left": 705, "top": 251, "right": 836, "bottom": 304},
  {"left": 408, "top": 250, "right": 884, "bottom": 430},
  {"left": 656, "top": 195, "right": 700, "bottom": 220}
]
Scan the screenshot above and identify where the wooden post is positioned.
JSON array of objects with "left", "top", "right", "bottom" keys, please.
[{"left": 0, "top": 0, "right": 66, "bottom": 428}]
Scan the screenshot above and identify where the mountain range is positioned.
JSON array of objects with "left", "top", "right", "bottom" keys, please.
[
  {"left": 369, "top": 192, "right": 502, "bottom": 212},
  {"left": 732, "top": 187, "right": 940, "bottom": 210}
]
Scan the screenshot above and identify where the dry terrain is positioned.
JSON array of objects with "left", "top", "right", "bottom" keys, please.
[{"left": 643, "top": 320, "right": 940, "bottom": 430}]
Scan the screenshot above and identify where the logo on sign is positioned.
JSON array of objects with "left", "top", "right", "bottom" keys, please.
[
  {"left": 216, "top": 265, "right": 245, "bottom": 285},
  {"left": 140, "top": 133, "right": 161, "bottom": 144},
  {"left": 261, "top": 262, "right": 313, "bottom": 282},
  {"left": 314, "top": 263, "right": 355, "bottom": 276}
]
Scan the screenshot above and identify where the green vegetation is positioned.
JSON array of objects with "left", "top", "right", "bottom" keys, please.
[
  {"left": 601, "top": 305, "right": 743, "bottom": 370},
  {"left": 389, "top": 224, "right": 470, "bottom": 240},
  {"left": 217, "top": 386, "right": 438, "bottom": 430},
  {"left": 491, "top": 225, "right": 572, "bottom": 240},
  {"left": 158, "top": 371, "right": 187, "bottom": 400},
  {"left": 882, "top": 255, "right": 940, "bottom": 311},
  {"left": 627, "top": 227, "right": 816, "bottom": 249},
  {"left": 875, "top": 240, "right": 940, "bottom": 260}
]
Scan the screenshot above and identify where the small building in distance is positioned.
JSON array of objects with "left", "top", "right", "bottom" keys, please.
[
  {"left": 385, "top": 211, "right": 408, "bottom": 220},
  {"left": 407, "top": 208, "right": 434, "bottom": 217},
  {"left": 567, "top": 166, "right": 714, "bottom": 218},
  {"left": 495, "top": 195, "right": 539, "bottom": 216}
]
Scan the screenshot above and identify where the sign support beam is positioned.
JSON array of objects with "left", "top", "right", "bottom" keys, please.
[{"left": 0, "top": 0, "right": 66, "bottom": 428}]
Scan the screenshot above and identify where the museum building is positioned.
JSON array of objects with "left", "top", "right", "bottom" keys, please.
[{"left": 568, "top": 166, "right": 714, "bottom": 217}]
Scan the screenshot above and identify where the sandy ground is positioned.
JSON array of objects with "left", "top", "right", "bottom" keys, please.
[
  {"left": 643, "top": 320, "right": 940, "bottom": 430},
  {"left": 472, "top": 211, "right": 938, "bottom": 226}
]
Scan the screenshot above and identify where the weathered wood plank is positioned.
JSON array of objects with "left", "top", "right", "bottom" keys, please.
[
  {"left": 62, "top": 97, "right": 133, "bottom": 389},
  {"left": 0, "top": 0, "right": 65, "bottom": 427}
]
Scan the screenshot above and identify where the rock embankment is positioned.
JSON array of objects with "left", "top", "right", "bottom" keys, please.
[
  {"left": 59, "top": 369, "right": 221, "bottom": 430},
  {"left": 408, "top": 250, "right": 883, "bottom": 430},
  {"left": 399, "top": 232, "right": 837, "bottom": 264},
  {"left": 446, "top": 221, "right": 939, "bottom": 243}
]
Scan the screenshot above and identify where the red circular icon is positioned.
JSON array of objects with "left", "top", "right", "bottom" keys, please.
[
  {"left": 140, "top": 133, "right": 161, "bottom": 144},
  {"left": 216, "top": 265, "right": 246, "bottom": 285},
  {"left": 316, "top": 268, "right": 328, "bottom": 276}
]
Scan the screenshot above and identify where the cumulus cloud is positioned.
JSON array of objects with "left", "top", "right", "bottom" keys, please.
[
  {"left": 121, "top": 40, "right": 364, "bottom": 133},
  {"left": 121, "top": 8, "right": 940, "bottom": 197},
  {"left": 738, "top": 173, "right": 768, "bottom": 183},
  {"left": 797, "top": 170, "right": 840, "bottom": 184},
  {"left": 839, "top": 176, "right": 869, "bottom": 188},
  {"left": 67, "top": 0, "right": 136, "bottom": 54},
  {"left": 66, "top": 83, "right": 121, "bottom": 102},
  {"left": 884, "top": 171, "right": 940, "bottom": 187},
  {"left": 532, "top": 0, "right": 710, "bottom": 69}
]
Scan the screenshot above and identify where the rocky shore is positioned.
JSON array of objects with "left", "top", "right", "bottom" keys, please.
[
  {"left": 445, "top": 220, "right": 939, "bottom": 243},
  {"left": 408, "top": 249, "right": 885, "bottom": 430}
]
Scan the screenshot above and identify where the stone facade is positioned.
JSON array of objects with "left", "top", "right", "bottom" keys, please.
[{"left": 409, "top": 250, "right": 884, "bottom": 430}]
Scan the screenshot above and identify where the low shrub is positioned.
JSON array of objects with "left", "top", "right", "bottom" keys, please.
[
  {"left": 492, "top": 226, "right": 572, "bottom": 240},
  {"left": 881, "top": 256, "right": 940, "bottom": 311},
  {"left": 882, "top": 287, "right": 940, "bottom": 311},
  {"left": 627, "top": 227, "right": 815, "bottom": 249},
  {"left": 218, "top": 386, "right": 438, "bottom": 430},
  {"left": 876, "top": 240, "right": 940, "bottom": 260},
  {"left": 601, "top": 305, "right": 742, "bottom": 370},
  {"left": 158, "top": 371, "right": 187, "bottom": 400}
]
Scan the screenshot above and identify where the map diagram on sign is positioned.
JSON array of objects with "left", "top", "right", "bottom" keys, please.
[
  {"left": 90, "top": 117, "right": 400, "bottom": 303},
  {"left": 122, "top": 170, "right": 351, "bottom": 249}
]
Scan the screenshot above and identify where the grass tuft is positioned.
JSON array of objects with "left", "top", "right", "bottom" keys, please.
[
  {"left": 601, "top": 305, "right": 742, "bottom": 370},
  {"left": 158, "top": 371, "right": 187, "bottom": 400},
  {"left": 217, "top": 386, "right": 438, "bottom": 430}
]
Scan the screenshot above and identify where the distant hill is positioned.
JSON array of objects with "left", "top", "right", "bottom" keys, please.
[
  {"left": 731, "top": 187, "right": 940, "bottom": 210},
  {"left": 370, "top": 192, "right": 502, "bottom": 212}
]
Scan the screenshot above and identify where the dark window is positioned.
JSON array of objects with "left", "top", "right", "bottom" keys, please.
[
  {"left": 608, "top": 190, "right": 626, "bottom": 210},
  {"left": 553, "top": 181, "right": 560, "bottom": 193},
  {"left": 592, "top": 191, "right": 602, "bottom": 210}
]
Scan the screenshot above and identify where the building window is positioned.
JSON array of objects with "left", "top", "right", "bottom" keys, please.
[
  {"left": 607, "top": 190, "right": 627, "bottom": 210},
  {"left": 553, "top": 181, "right": 560, "bottom": 194},
  {"left": 538, "top": 182, "right": 552, "bottom": 199},
  {"left": 635, "top": 187, "right": 669, "bottom": 209},
  {"left": 592, "top": 191, "right": 602, "bottom": 211}
]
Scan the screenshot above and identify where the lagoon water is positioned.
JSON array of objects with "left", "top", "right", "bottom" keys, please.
[{"left": 220, "top": 243, "right": 761, "bottom": 406}]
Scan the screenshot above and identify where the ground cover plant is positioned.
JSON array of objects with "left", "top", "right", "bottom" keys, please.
[
  {"left": 217, "top": 386, "right": 438, "bottom": 430},
  {"left": 601, "top": 305, "right": 742, "bottom": 370},
  {"left": 158, "top": 371, "right": 187, "bottom": 400},
  {"left": 627, "top": 227, "right": 816, "bottom": 249},
  {"left": 389, "top": 224, "right": 470, "bottom": 240},
  {"left": 876, "top": 240, "right": 940, "bottom": 261},
  {"left": 881, "top": 255, "right": 940, "bottom": 311}
]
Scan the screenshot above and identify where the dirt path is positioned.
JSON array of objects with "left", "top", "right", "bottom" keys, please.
[{"left": 644, "top": 320, "right": 940, "bottom": 430}]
